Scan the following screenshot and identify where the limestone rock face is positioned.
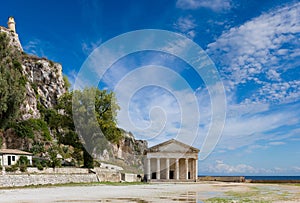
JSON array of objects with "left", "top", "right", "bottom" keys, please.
[
  {"left": 20, "top": 56, "right": 65, "bottom": 120},
  {"left": 0, "top": 25, "right": 65, "bottom": 120},
  {"left": 94, "top": 131, "right": 148, "bottom": 172},
  {"left": 115, "top": 132, "right": 148, "bottom": 171}
]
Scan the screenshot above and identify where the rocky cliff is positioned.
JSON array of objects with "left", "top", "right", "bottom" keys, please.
[
  {"left": 20, "top": 56, "right": 65, "bottom": 120},
  {"left": 95, "top": 131, "right": 147, "bottom": 173},
  {"left": 0, "top": 24, "right": 65, "bottom": 120},
  {"left": 0, "top": 21, "right": 147, "bottom": 173}
]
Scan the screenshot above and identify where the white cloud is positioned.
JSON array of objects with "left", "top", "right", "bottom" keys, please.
[
  {"left": 65, "top": 69, "right": 78, "bottom": 90},
  {"left": 268, "top": 141, "right": 285, "bottom": 146},
  {"left": 113, "top": 66, "right": 200, "bottom": 147},
  {"left": 190, "top": 98, "right": 300, "bottom": 153},
  {"left": 207, "top": 2, "right": 300, "bottom": 104},
  {"left": 23, "top": 38, "right": 50, "bottom": 58},
  {"left": 174, "top": 16, "right": 197, "bottom": 39},
  {"left": 176, "top": 16, "right": 197, "bottom": 32},
  {"left": 217, "top": 104, "right": 299, "bottom": 151},
  {"left": 293, "top": 167, "right": 300, "bottom": 172},
  {"left": 204, "top": 160, "right": 300, "bottom": 175},
  {"left": 176, "top": 0, "right": 233, "bottom": 12},
  {"left": 207, "top": 160, "right": 261, "bottom": 174},
  {"left": 200, "top": 159, "right": 300, "bottom": 175},
  {"left": 81, "top": 38, "right": 102, "bottom": 55}
]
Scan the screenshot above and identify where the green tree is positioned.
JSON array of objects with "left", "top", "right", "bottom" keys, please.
[
  {"left": 17, "top": 156, "right": 30, "bottom": 172},
  {"left": 47, "top": 147, "right": 62, "bottom": 168},
  {"left": 94, "top": 89, "right": 122, "bottom": 143},
  {"left": 50, "top": 87, "right": 122, "bottom": 168},
  {"left": 0, "top": 33, "right": 26, "bottom": 128},
  {"left": 72, "top": 88, "right": 121, "bottom": 143},
  {"left": 56, "top": 91, "right": 74, "bottom": 130}
]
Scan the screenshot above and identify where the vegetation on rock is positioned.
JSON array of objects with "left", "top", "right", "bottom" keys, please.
[
  {"left": 0, "top": 33, "right": 26, "bottom": 128},
  {"left": 0, "top": 30, "right": 146, "bottom": 172}
]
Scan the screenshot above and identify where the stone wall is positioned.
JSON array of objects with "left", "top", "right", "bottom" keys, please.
[
  {"left": 0, "top": 174, "right": 98, "bottom": 187},
  {"left": 0, "top": 167, "right": 125, "bottom": 187},
  {"left": 93, "top": 168, "right": 121, "bottom": 182},
  {"left": 26, "top": 167, "right": 89, "bottom": 174},
  {"left": 198, "top": 176, "right": 245, "bottom": 182},
  {"left": 121, "top": 173, "right": 141, "bottom": 182}
]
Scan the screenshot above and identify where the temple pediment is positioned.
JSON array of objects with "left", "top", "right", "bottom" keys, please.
[{"left": 147, "top": 139, "right": 199, "bottom": 153}]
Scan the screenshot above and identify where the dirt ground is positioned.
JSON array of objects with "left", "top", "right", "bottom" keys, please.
[{"left": 0, "top": 182, "right": 300, "bottom": 202}]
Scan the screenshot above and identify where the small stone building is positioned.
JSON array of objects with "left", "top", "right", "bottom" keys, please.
[
  {"left": 144, "top": 139, "right": 199, "bottom": 182},
  {"left": 0, "top": 149, "right": 33, "bottom": 166}
]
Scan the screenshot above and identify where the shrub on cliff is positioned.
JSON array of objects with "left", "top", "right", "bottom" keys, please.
[{"left": 0, "top": 33, "right": 26, "bottom": 128}]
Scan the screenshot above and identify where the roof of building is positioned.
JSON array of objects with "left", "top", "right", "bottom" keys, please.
[
  {"left": 0, "top": 149, "right": 32, "bottom": 155},
  {"left": 147, "top": 139, "right": 200, "bottom": 153}
]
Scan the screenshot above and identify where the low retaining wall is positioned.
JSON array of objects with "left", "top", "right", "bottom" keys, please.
[
  {"left": 198, "top": 176, "right": 245, "bottom": 182},
  {"left": 0, "top": 167, "right": 123, "bottom": 187},
  {"left": 0, "top": 174, "right": 98, "bottom": 187},
  {"left": 121, "top": 173, "right": 141, "bottom": 182},
  {"left": 0, "top": 167, "right": 141, "bottom": 187},
  {"left": 26, "top": 167, "right": 89, "bottom": 174},
  {"left": 94, "top": 168, "right": 121, "bottom": 182}
]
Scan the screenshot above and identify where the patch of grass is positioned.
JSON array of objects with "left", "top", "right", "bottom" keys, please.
[
  {"left": 222, "top": 185, "right": 296, "bottom": 202},
  {"left": 225, "top": 190, "right": 260, "bottom": 198},
  {"left": 206, "top": 197, "right": 271, "bottom": 203},
  {"left": 205, "top": 197, "right": 232, "bottom": 203}
]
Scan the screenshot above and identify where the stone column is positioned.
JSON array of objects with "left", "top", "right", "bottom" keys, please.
[
  {"left": 175, "top": 158, "right": 179, "bottom": 180},
  {"left": 166, "top": 158, "right": 170, "bottom": 180},
  {"left": 192, "top": 159, "right": 195, "bottom": 179},
  {"left": 156, "top": 158, "right": 160, "bottom": 180},
  {"left": 195, "top": 159, "right": 198, "bottom": 182},
  {"left": 185, "top": 158, "right": 189, "bottom": 180},
  {"left": 147, "top": 158, "right": 151, "bottom": 181}
]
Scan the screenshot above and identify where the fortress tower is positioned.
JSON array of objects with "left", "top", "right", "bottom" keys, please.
[
  {"left": 0, "top": 17, "right": 22, "bottom": 51},
  {"left": 7, "top": 17, "right": 16, "bottom": 33}
]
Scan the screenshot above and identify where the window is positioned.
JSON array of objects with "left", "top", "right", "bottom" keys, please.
[{"left": 12, "top": 156, "right": 15, "bottom": 161}]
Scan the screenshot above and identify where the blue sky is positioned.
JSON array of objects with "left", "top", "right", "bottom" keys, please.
[{"left": 1, "top": 0, "right": 300, "bottom": 175}]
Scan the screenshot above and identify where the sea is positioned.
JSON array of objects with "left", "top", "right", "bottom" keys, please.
[
  {"left": 245, "top": 176, "right": 300, "bottom": 181},
  {"left": 198, "top": 175, "right": 300, "bottom": 181}
]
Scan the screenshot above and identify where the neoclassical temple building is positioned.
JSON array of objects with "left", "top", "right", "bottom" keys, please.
[{"left": 144, "top": 139, "right": 199, "bottom": 182}]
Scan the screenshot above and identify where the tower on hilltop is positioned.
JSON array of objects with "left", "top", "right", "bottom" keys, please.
[{"left": 7, "top": 17, "right": 16, "bottom": 33}]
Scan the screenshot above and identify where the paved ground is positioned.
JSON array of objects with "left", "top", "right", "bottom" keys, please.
[{"left": 0, "top": 182, "right": 300, "bottom": 202}]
